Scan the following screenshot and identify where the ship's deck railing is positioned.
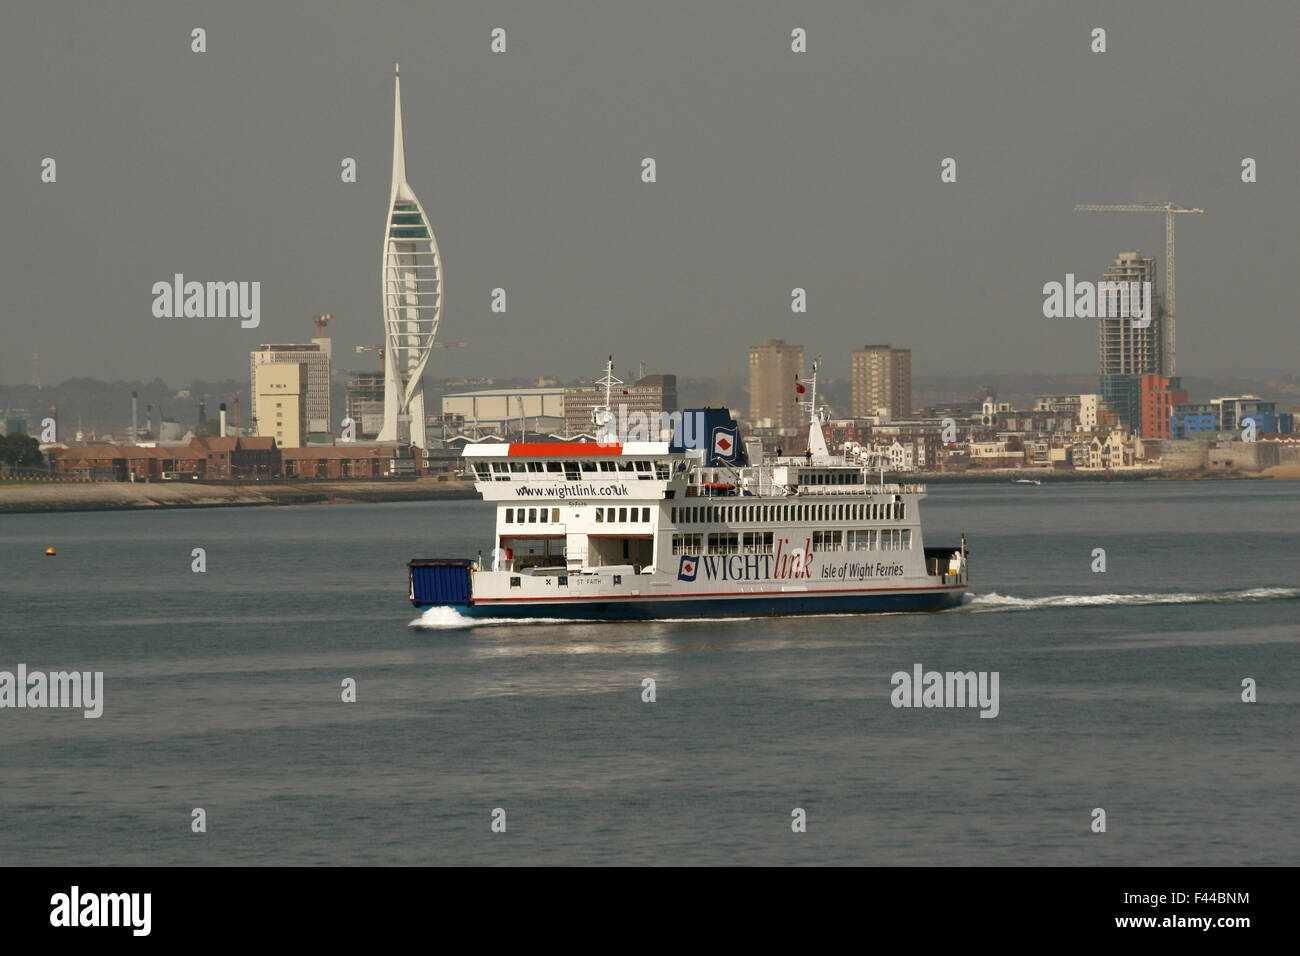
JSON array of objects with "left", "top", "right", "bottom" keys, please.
[
  {"left": 686, "top": 482, "right": 924, "bottom": 497},
  {"left": 793, "top": 483, "right": 925, "bottom": 495}
]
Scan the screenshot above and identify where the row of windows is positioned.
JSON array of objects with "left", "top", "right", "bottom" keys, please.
[
  {"left": 671, "top": 531, "right": 777, "bottom": 555},
  {"left": 594, "top": 507, "right": 652, "bottom": 523},
  {"left": 671, "top": 528, "right": 911, "bottom": 555},
  {"left": 670, "top": 501, "right": 904, "bottom": 525},
  {"left": 799, "top": 471, "right": 862, "bottom": 485},
  {"left": 504, "top": 506, "right": 655, "bottom": 525},
  {"left": 504, "top": 507, "right": 561, "bottom": 524},
  {"left": 476, "top": 460, "right": 671, "bottom": 481}
]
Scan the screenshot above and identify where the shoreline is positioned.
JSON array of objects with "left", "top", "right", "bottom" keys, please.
[{"left": 0, "top": 478, "right": 479, "bottom": 514}]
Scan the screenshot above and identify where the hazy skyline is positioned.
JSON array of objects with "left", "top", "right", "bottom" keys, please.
[{"left": 2, "top": 1, "right": 1297, "bottom": 387}]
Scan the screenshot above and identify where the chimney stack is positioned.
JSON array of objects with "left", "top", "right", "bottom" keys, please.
[
  {"left": 219, "top": 403, "right": 228, "bottom": 437},
  {"left": 131, "top": 392, "right": 138, "bottom": 443}
]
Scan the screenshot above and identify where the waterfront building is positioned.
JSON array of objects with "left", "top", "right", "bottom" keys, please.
[
  {"left": 748, "top": 339, "right": 805, "bottom": 432},
  {"left": 850, "top": 345, "right": 912, "bottom": 420},
  {"left": 254, "top": 362, "right": 309, "bottom": 448}
]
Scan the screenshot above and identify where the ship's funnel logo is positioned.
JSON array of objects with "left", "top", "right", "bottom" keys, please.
[
  {"left": 677, "top": 555, "right": 699, "bottom": 582},
  {"left": 712, "top": 427, "right": 738, "bottom": 460}
]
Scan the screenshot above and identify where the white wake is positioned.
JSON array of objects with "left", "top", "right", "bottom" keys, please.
[{"left": 965, "top": 586, "right": 1300, "bottom": 612}]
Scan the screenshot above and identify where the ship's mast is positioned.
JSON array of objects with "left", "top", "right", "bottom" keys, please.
[
  {"left": 800, "top": 355, "right": 831, "bottom": 463},
  {"left": 591, "top": 355, "right": 623, "bottom": 439}
]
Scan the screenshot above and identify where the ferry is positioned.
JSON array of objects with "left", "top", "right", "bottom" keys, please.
[{"left": 408, "top": 364, "right": 968, "bottom": 620}]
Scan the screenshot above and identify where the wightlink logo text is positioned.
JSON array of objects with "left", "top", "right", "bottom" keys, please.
[
  {"left": 891, "top": 663, "right": 999, "bottom": 718},
  {"left": 151, "top": 274, "right": 260, "bottom": 328},
  {"left": 0, "top": 664, "right": 103, "bottom": 718}
]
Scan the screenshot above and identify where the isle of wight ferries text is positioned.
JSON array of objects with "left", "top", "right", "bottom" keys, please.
[{"left": 681, "top": 538, "right": 905, "bottom": 582}]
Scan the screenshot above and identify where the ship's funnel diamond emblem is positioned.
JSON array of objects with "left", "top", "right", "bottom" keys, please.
[
  {"left": 712, "top": 427, "right": 738, "bottom": 460},
  {"left": 677, "top": 555, "right": 699, "bottom": 582}
]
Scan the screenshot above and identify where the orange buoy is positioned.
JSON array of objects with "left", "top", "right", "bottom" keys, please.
[{"left": 45, "top": 547, "right": 57, "bottom": 556}]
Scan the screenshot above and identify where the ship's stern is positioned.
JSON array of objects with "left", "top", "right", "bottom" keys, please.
[{"left": 408, "top": 558, "right": 475, "bottom": 609}]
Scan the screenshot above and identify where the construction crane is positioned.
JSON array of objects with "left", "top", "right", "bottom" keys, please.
[
  {"left": 314, "top": 313, "right": 333, "bottom": 337},
  {"left": 1073, "top": 202, "right": 1203, "bottom": 376}
]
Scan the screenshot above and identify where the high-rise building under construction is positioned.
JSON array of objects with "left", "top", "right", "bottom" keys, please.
[{"left": 1098, "top": 251, "right": 1164, "bottom": 431}]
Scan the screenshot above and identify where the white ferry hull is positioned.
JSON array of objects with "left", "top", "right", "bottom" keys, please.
[
  {"left": 418, "top": 586, "right": 966, "bottom": 620},
  {"left": 410, "top": 556, "right": 967, "bottom": 620}
]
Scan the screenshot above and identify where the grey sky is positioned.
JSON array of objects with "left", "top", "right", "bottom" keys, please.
[{"left": 2, "top": 0, "right": 1296, "bottom": 387}]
